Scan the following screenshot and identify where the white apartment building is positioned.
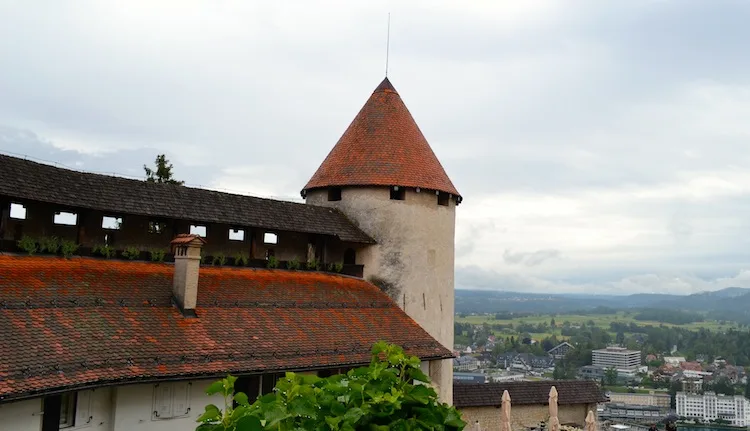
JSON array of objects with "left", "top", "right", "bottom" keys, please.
[
  {"left": 676, "top": 391, "right": 750, "bottom": 427},
  {"left": 592, "top": 347, "right": 641, "bottom": 372}
]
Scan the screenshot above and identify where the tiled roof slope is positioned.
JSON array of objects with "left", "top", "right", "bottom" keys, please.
[
  {"left": 453, "top": 381, "right": 608, "bottom": 408},
  {"left": 0, "top": 154, "right": 373, "bottom": 244},
  {"left": 0, "top": 256, "right": 450, "bottom": 401},
  {"left": 302, "top": 78, "right": 461, "bottom": 198}
]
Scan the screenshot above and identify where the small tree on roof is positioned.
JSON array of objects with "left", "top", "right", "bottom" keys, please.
[{"left": 144, "top": 154, "right": 184, "bottom": 185}]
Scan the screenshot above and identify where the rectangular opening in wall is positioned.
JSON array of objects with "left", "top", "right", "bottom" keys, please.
[
  {"left": 190, "top": 224, "right": 207, "bottom": 237},
  {"left": 437, "top": 192, "right": 450, "bottom": 206},
  {"left": 59, "top": 392, "right": 76, "bottom": 429},
  {"left": 327, "top": 187, "right": 342, "bottom": 201},
  {"left": 148, "top": 220, "right": 167, "bottom": 234},
  {"left": 263, "top": 232, "right": 277, "bottom": 244},
  {"left": 9, "top": 203, "right": 26, "bottom": 220},
  {"left": 54, "top": 211, "right": 78, "bottom": 226},
  {"left": 229, "top": 228, "right": 245, "bottom": 241},
  {"left": 390, "top": 186, "right": 405, "bottom": 201},
  {"left": 102, "top": 216, "right": 122, "bottom": 230}
]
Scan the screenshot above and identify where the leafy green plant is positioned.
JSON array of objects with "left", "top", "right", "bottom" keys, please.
[
  {"left": 306, "top": 259, "right": 320, "bottom": 271},
  {"left": 196, "top": 342, "right": 465, "bottom": 431},
  {"left": 327, "top": 262, "right": 344, "bottom": 273},
  {"left": 266, "top": 255, "right": 279, "bottom": 269},
  {"left": 213, "top": 253, "right": 227, "bottom": 266},
  {"left": 60, "top": 240, "right": 79, "bottom": 258},
  {"left": 122, "top": 246, "right": 141, "bottom": 260},
  {"left": 17, "top": 236, "right": 38, "bottom": 255},
  {"left": 92, "top": 244, "right": 115, "bottom": 258},
  {"left": 285, "top": 259, "right": 300, "bottom": 270},
  {"left": 234, "top": 252, "right": 248, "bottom": 267},
  {"left": 149, "top": 248, "right": 167, "bottom": 262},
  {"left": 38, "top": 236, "right": 60, "bottom": 254}
]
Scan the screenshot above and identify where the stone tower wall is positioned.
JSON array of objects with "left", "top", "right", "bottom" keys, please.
[{"left": 306, "top": 186, "right": 455, "bottom": 403}]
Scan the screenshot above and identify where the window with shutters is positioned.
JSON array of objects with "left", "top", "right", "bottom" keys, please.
[
  {"left": 59, "top": 393, "right": 75, "bottom": 429},
  {"left": 56, "top": 390, "right": 93, "bottom": 429},
  {"left": 75, "top": 390, "right": 93, "bottom": 428},
  {"left": 152, "top": 382, "right": 191, "bottom": 420}
]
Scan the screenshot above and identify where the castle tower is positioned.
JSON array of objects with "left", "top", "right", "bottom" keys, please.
[{"left": 302, "top": 77, "right": 461, "bottom": 403}]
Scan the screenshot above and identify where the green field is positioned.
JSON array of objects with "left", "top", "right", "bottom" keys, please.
[{"left": 456, "top": 312, "right": 741, "bottom": 339}]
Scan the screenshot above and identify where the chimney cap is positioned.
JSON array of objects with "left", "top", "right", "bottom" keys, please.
[{"left": 170, "top": 234, "right": 207, "bottom": 246}]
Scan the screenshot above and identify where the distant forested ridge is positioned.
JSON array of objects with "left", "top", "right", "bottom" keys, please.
[
  {"left": 455, "top": 287, "right": 750, "bottom": 324},
  {"left": 633, "top": 308, "right": 704, "bottom": 324}
]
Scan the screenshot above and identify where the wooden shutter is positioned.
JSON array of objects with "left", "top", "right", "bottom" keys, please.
[
  {"left": 153, "top": 384, "right": 173, "bottom": 419},
  {"left": 172, "top": 382, "right": 190, "bottom": 417},
  {"left": 75, "top": 390, "right": 93, "bottom": 426}
]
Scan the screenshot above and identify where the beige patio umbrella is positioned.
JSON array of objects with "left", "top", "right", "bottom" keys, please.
[
  {"left": 501, "top": 390, "right": 512, "bottom": 431},
  {"left": 549, "top": 386, "right": 560, "bottom": 431},
  {"left": 585, "top": 410, "right": 597, "bottom": 431}
]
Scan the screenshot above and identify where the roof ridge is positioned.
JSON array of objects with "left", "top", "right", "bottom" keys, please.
[{"left": 0, "top": 153, "right": 303, "bottom": 206}]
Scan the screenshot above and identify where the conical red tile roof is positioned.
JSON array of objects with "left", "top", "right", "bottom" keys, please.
[{"left": 303, "top": 77, "right": 461, "bottom": 199}]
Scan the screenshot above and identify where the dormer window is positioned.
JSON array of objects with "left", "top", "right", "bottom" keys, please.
[
  {"left": 229, "top": 228, "right": 245, "bottom": 241},
  {"left": 102, "top": 216, "right": 122, "bottom": 230},
  {"left": 327, "top": 187, "right": 342, "bottom": 201},
  {"left": 9, "top": 203, "right": 26, "bottom": 220},
  {"left": 54, "top": 211, "right": 78, "bottom": 226},
  {"left": 390, "top": 186, "right": 405, "bottom": 201},
  {"left": 189, "top": 224, "right": 207, "bottom": 237},
  {"left": 148, "top": 221, "right": 167, "bottom": 234}
]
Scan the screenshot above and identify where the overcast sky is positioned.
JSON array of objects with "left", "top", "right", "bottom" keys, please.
[{"left": 2, "top": 1, "right": 750, "bottom": 295}]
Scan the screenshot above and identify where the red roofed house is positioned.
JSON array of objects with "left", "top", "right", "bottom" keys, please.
[{"left": 0, "top": 77, "right": 461, "bottom": 430}]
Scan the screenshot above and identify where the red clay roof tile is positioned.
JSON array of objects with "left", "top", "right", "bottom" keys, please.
[
  {"left": 170, "top": 234, "right": 207, "bottom": 245},
  {"left": 302, "top": 77, "right": 461, "bottom": 199},
  {"left": 0, "top": 256, "right": 451, "bottom": 401}
]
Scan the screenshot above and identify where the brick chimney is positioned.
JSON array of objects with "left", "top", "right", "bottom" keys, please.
[{"left": 170, "top": 234, "right": 206, "bottom": 316}]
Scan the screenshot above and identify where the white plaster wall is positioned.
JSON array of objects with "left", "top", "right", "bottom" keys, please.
[
  {"left": 307, "top": 187, "right": 456, "bottom": 404},
  {"left": 112, "top": 379, "right": 222, "bottom": 431},
  {"left": 0, "top": 388, "right": 112, "bottom": 431},
  {"left": 0, "top": 398, "right": 41, "bottom": 431}
]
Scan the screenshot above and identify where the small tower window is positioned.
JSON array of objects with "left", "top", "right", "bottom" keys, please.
[
  {"left": 437, "top": 192, "right": 450, "bottom": 206},
  {"left": 327, "top": 187, "right": 342, "bottom": 201},
  {"left": 390, "top": 186, "right": 405, "bottom": 201}
]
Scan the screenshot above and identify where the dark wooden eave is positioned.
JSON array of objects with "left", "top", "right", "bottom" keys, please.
[{"left": 0, "top": 154, "right": 374, "bottom": 244}]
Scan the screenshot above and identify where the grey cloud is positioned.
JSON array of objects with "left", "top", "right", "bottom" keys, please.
[
  {"left": 456, "top": 265, "right": 750, "bottom": 296},
  {"left": 0, "top": 125, "right": 222, "bottom": 192},
  {"left": 2, "top": 2, "right": 750, "bottom": 293},
  {"left": 503, "top": 249, "right": 562, "bottom": 267}
]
